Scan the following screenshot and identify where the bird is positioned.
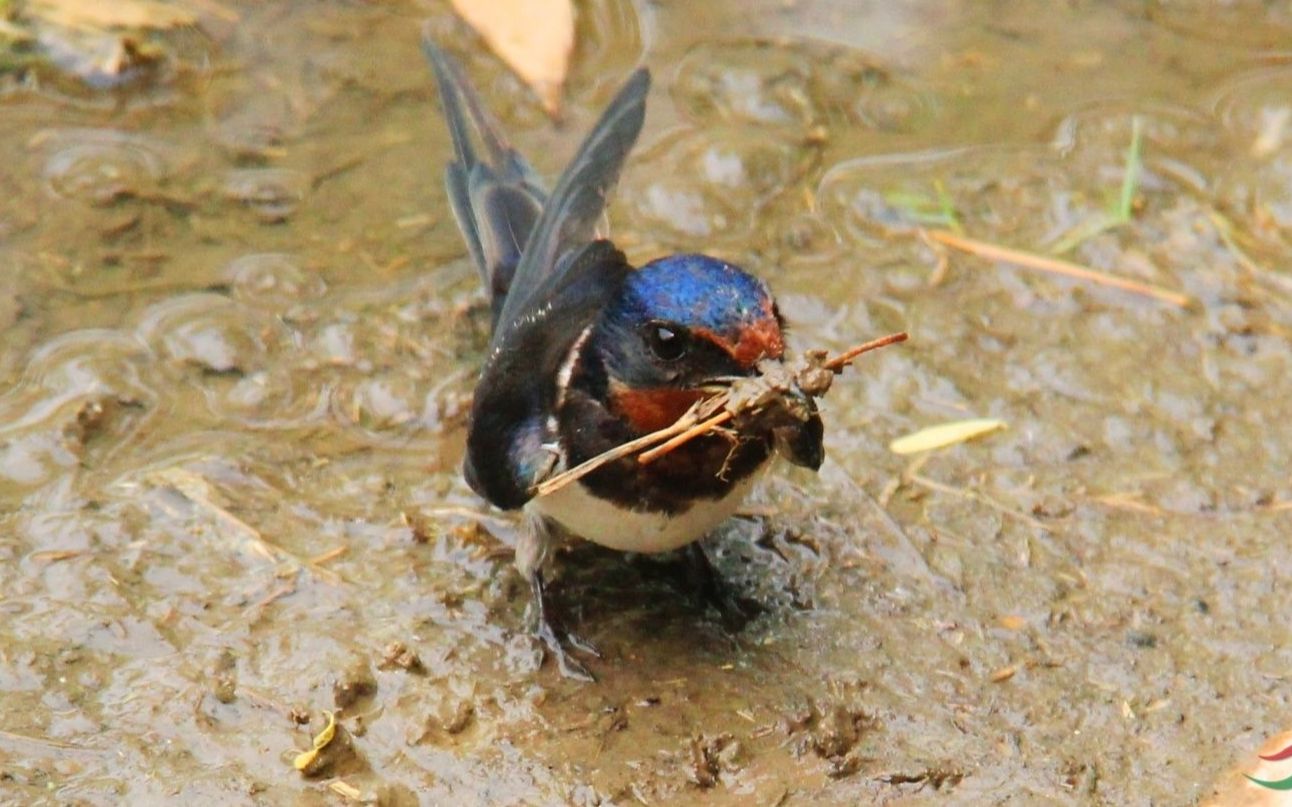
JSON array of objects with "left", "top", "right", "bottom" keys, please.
[{"left": 423, "top": 38, "right": 824, "bottom": 680}]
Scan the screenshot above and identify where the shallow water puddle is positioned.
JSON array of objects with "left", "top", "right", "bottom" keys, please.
[{"left": 2, "top": 1, "right": 1291, "bottom": 803}]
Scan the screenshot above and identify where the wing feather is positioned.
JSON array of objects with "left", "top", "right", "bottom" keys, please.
[
  {"left": 422, "top": 36, "right": 546, "bottom": 324},
  {"left": 423, "top": 34, "right": 651, "bottom": 509},
  {"left": 491, "top": 68, "right": 649, "bottom": 344}
]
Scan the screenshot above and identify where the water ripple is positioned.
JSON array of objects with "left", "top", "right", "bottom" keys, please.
[
  {"left": 35, "top": 127, "right": 173, "bottom": 204},
  {"left": 673, "top": 38, "right": 936, "bottom": 134},
  {"left": 622, "top": 127, "right": 815, "bottom": 244},
  {"left": 222, "top": 168, "right": 308, "bottom": 223},
  {"left": 224, "top": 253, "right": 328, "bottom": 309}
]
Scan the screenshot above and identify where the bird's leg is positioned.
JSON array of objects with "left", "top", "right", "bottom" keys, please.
[
  {"left": 518, "top": 511, "right": 599, "bottom": 681},
  {"left": 685, "top": 541, "right": 762, "bottom": 631}
]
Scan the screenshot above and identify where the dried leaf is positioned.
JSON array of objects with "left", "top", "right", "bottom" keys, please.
[
  {"left": 889, "top": 418, "right": 1006, "bottom": 455},
  {"left": 450, "top": 0, "right": 573, "bottom": 114},
  {"left": 293, "top": 710, "right": 337, "bottom": 771},
  {"left": 27, "top": 0, "right": 196, "bottom": 31}
]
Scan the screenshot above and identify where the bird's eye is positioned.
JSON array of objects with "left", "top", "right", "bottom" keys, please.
[{"left": 647, "top": 323, "right": 687, "bottom": 361}]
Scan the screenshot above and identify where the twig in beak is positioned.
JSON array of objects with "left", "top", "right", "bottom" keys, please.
[
  {"left": 822, "top": 331, "right": 909, "bottom": 372},
  {"left": 637, "top": 410, "right": 735, "bottom": 464},
  {"left": 533, "top": 331, "right": 909, "bottom": 494}
]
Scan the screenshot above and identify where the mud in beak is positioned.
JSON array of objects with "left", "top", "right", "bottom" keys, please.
[{"left": 772, "top": 390, "right": 824, "bottom": 471}]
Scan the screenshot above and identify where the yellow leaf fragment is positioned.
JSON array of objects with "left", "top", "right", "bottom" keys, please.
[
  {"left": 889, "top": 418, "right": 1006, "bottom": 455},
  {"left": 450, "top": 0, "right": 574, "bottom": 114},
  {"left": 293, "top": 710, "right": 337, "bottom": 771},
  {"left": 997, "top": 614, "right": 1027, "bottom": 631},
  {"left": 28, "top": 0, "right": 197, "bottom": 31},
  {"left": 311, "top": 710, "right": 338, "bottom": 750}
]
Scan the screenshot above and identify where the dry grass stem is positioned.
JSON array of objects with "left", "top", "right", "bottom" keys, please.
[
  {"left": 926, "top": 229, "right": 1191, "bottom": 308},
  {"left": 907, "top": 472, "right": 1050, "bottom": 532},
  {"left": 0, "top": 728, "right": 91, "bottom": 752},
  {"left": 1092, "top": 494, "right": 1168, "bottom": 516},
  {"left": 148, "top": 467, "right": 341, "bottom": 585},
  {"left": 308, "top": 545, "right": 349, "bottom": 566},
  {"left": 822, "top": 332, "right": 910, "bottom": 371},
  {"left": 534, "top": 332, "right": 908, "bottom": 496},
  {"left": 636, "top": 410, "right": 735, "bottom": 464},
  {"left": 533, "top": 401, "right": 714, "bottom": 497}
]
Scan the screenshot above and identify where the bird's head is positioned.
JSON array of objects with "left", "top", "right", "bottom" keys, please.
[{"left": 588, "top": 253, "right": 823, "bottom": 469}]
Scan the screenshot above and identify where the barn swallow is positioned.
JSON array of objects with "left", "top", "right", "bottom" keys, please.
[{"left": 423, "top": 39, "right": 823, "bottom": 680}]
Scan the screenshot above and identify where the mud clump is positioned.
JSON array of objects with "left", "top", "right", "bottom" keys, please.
[
  {"left": 785, "top": 698, "right": 878, "bottom": 780},
  {"left": 876, "top": 767, "right": 966, "bottom": 791},
  {"left": 407, "top": 698, "right": 476, "bottom": 745},
  {"left": 333, "top": 658, "right": 378, "bottom": 710},
  {"left": 378, "top": 641, "right": 426, "bottom": 674},
  {"left": 687, "top": 733, "right": 742, "bottom": 789}
]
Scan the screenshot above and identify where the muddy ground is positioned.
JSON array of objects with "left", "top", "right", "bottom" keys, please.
[{"left": 2, "top": 1, "right": 1292, "bottom": 804}]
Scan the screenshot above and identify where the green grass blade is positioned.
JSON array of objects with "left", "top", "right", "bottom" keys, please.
[{"left": 1116, "top": 116, "right": 1144, "bottom": 222}]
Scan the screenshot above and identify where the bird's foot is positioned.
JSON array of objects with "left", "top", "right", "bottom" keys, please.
[
  {"left": 685, "top": 542, "right": 762, "bottom": 631},
  {"left": 530, "top": 570, "right": 599, "bottom": 682}
]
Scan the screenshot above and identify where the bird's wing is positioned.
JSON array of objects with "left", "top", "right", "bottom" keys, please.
[
  {"left": 422, "top": 36, "right": 547, "bottom": 325},
  {"left": 464, "top": 240, "right": 633, "bottom": 509},
  {"left": 490, "top": 67, "right": 650, "bottom": 347},
  {"left": 424, "top": 35, "right": 650, "bottom": 509}
]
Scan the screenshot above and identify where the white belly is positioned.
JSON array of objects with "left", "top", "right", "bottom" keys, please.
[{"left": 530, "top": 476, "right": 756, "bottom": 554}]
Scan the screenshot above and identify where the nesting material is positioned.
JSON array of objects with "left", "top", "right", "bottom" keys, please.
[{"left": 535, "top": 331, "right": 908, "bottom": 497}]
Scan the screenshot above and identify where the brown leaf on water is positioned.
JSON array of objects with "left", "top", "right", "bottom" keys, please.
[
  {"left": 27, "top": 0, "right": 197, "bottom": 31},
  {"left": 450, "top": 0, "right": 574, "bottom": 115}
]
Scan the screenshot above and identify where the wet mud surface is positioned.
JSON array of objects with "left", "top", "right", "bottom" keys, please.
[{"left": 2, "top": 1, "right": 1292, "bottom": 804}]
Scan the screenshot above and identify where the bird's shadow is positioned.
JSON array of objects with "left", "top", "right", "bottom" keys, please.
[{"left": 535, "top": 517, "right": 821, "bottom": 662}]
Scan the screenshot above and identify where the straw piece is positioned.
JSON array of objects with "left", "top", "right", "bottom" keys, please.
[
  {"left": 927, "top": 229, "right": 1191, "bottom": 308},
  {"left": 533, "top": 331, "right": 908, "bottom": 495}
]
